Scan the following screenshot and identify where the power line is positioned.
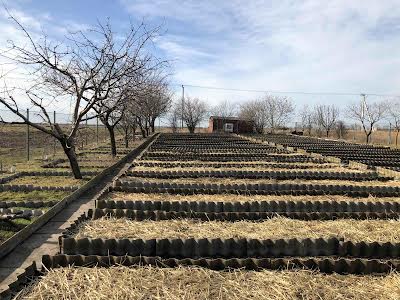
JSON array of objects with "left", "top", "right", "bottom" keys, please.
[{"left": 171, "top": 84, "right": 400, "bottom": 97}]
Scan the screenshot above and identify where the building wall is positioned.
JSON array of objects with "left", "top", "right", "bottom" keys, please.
[{"left": 209, "top": 118, "right": 254, "bottom": 134}]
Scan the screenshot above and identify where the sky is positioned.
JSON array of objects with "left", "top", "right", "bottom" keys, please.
[{"left": 0, "top": 0, "right": 400, "bottom": 124}]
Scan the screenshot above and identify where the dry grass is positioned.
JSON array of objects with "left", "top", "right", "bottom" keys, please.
[
  {"left": 75, "top": 217, "right": 400, "bottom": 243},
  {"left": 131, "top": 165, "right": 365, "bottom": 173},
  {"left": 136, "top": 160, "right": 337, "bottom": 167},
  {"left": 107, "top": 192, "right": 400, "bottom": 203},
  {"left": 9, "top": 176, "right": 90, "bottom": 187},
  {"left": 148, "top": 151, "right": 304, "bottom": 157},
  {"left": 125, "top": 177, "right": 400, "bottom": 187},
  {"left": 17, "top": 266, "right": 400, "bottom": 300}
]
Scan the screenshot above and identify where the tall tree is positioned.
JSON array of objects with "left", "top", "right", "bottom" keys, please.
[
  {"left": 347, "top": 99, "right": 389, "bottom": 144},
  {"left": 299, "top": 104, "right": 314, "bottom": 135},
  {"left": 179, "top": 97, "right": 208, "bottom": 133},
  {"left": 0, "top": 14, "right": 162, "bottom": 178},
  {"left": 263, "top": 95, "right": 294, "bottom": 133},
  {"left": 314, "top": 104, "right": 340, "bottom": 137},
  {"left": 239, "top": 99, "right": 267, "bottom": 133},
  {"left": 213, "top": 100, "right": 238, "bottom": 117},
  {"left": 117, "top": 101, "right": 138, "bottom": 148},
  {"left": 388, "top": 99, "right": 400, "bottom": 146}
]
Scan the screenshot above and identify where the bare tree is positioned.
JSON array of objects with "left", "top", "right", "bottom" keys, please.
[
  {"left": 298, "top": 104, "right": 314, "bottom": 135},
  {"left": 92, "top": 92, "right": 125, "bottom": 156},
  {"left": 389, "top": 99, "right": 400, "bottom": 146},
  {"left": 147, "top": 81, "right": 172, "bottom": 133},
  {"left": 314, "top": 104, "right": 340, "bottom": 137},
  {"left": 263, "top": 95, "right": 294, "bottom": 133},
  {"left": 167, "top": 104, "right": 180, "bottom": 133},
  {"left": 213, "top": 100, "right": 237, "bottom": 117},
  {"left": 335, "top": 120, "right": 348, "bottom": 139},
  {"left": 239, "top": 99, "right": 266, "bottom": 133},
  {"left": 347, "top": 99, "right": 389, "bottom": 144},
  {"left": 128, "top": 75, "right": 172, "bottom": 137},
  {"left": 117, "top": 102, "right": 137, "bottom": 148},
  {"left": 0, "top": 14, "right": 162, "bottom": 178},
  {"left": 178, "top": 97, "right": 208, "bottom": 133}
]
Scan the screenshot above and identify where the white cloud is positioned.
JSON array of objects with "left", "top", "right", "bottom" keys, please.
[
  {"left": 0, "top": 5, "right": 92, "bottom": 114},
  {"left": 121, "top": 0, "right": 400, "bottom": 120}
]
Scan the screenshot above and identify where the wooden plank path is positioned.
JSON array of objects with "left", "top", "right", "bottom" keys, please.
[{"left": 0, "top": 135, "right": 157, "bottom": 293}]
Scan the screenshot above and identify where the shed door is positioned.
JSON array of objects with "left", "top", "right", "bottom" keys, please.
[{"left": 224, "top": 123, "right": 234, "bottom": 132}]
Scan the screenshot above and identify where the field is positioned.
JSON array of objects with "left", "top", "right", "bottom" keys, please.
[
  {"left": 13, "top": 132, "right": 400, "bottom": 299},
  {"left": 0, "top": 123, "right": 144, "bottom": 245},
  {"left": 0, "top": 124, "right": 111, "bottom": 170}
]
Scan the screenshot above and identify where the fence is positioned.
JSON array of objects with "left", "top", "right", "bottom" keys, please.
[{"left": 0, "top": 109, "right": 111, "bottom": 171}]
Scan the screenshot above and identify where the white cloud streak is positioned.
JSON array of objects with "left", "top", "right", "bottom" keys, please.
[{"left": 121, "top": 0, "right": 400, "bottom": 114}]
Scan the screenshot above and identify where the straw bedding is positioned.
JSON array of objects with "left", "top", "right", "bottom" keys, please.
[
  {"left": 9, "top": 176, "right": 89, "bottom": 187},
  {"left": 107, "top": 192, "right": 400, "bottom": 203},
  {"left": 137, "top": 159, "right": 337, "bottom": 167},
  {"left": 17, "top": 266, "right": 400, "bottom": 300},
  {"left": 132, "top": 165, "right": 366, "bottom": 173},
  {"left": 127, "top": 177, "right": 400, "bottom": 187},
  {"left": 74, "top": 217, "right": 400, "bottom": 243}
]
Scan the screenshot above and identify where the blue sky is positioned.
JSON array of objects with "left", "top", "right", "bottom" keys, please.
[{"left": 1, "top": 0, "right": 400, "bottom": 120}]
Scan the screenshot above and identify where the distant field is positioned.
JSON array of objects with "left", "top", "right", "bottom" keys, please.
[
  {"left": 297, "top": 129, "right": 399, "bottom": 148},
  {"left": 0, "top": 124, "right": 113, "bottom": 171}
]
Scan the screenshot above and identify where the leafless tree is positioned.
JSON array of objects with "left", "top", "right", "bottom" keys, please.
[
  {"left": 213, "top": 100, "right": 238, "bottom": 117},
  {"left": 117, "top": 102, "right": 137, "bottom": 148},
  {"left": 129, "top": 75, "right": 172, "bottom": 137},
  {"left": 314, "top": 104, "right": 340, "bottom": 137},
  {"left": 388, "top": 99, "right": 400, "bottom": 146},
  {"left": 147, "top": 81, "right": 173, "bottom": 133},
  {"left": 298, "top": 105, "right": 314, "bottom": 135},
  {"left": 335, "top": 120, "right": 348, "bottom": 139},
  {"left": 177, "top": 96, "right": 208, "bottom": 133},
  {"left": 0, "top": 13, "right": 163, "bottom": 178},
  {"left": 263, "top": 95, "right": 294, "bottom": 133},
  {"left": 92, "top": 91, "right": 125, "bottom": 156},
  {"left": 347, "top": 99, "right": 389, "bottom": 144},
  {"left": 167, "top": 104, "right": 180, "bottom": 133},
  {"left": 239, "top": 99, "right": 266, "bottom": 133}
]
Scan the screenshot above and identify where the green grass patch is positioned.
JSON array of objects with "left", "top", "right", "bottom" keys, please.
[
  {"left": 8, "top": 176, "right": 90, "bottom": 187},
  {"left": 0, "top": 218, "right": 35, "bottom": 243},
  {"left": 8, "top": 206, "right": 51, "bottom": 211},
  {"left": 0, "top": 190, "right": 68, "bottom": 202}
]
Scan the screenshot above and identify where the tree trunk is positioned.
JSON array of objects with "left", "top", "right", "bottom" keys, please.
[
  {"left": 106, "top": 125, "right": 117, "bottom": 157},
  {"left": 188, "top": 124, "right": 195, "bottom": 133},
  {"left": 124, "top": 128, "right": 129, "bottom": 148},
  {"left": 366, "top": 132, "right": 371, "bottom": 144},
  {"left": 140, "top": 125, "right": 146, "bottom": 138},
  {"left": 396, "top": 130, "right": 399, "bottom": 147},
  {"left": 326, "top": 130, "right": 329, "bottom": 137},
  {"left": 132, "top": 125, "right": 136, "bottom": 141},
  {"left": 62, "top": 143, "right": 82, "bottom": 179},
  {"left": 150, "top": 118, "right": 156, "bottom": 133}
]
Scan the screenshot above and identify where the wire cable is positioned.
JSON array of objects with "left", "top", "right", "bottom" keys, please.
[{"left": 171, "top": 84, "right": 399, "bottom": 97}]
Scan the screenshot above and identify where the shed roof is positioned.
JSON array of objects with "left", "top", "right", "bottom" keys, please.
[{"left": 210, "top": 116, "right": 248, "bottom": 121}]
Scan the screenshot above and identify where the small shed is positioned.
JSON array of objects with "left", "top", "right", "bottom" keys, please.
[{"left": 208, "top": 116, "right": 254, "bottom": 134}]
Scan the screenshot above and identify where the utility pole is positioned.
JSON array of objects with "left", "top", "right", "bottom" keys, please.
[
  {"left": 181, "top": 85, "right": 184, "bottom": 130},
  {"left": 96, "top": 117, "right": 99, "bottom": 145},
  {"left": 26, "top": 108, "right": 30, "bottom": 161},
  {"left": 53, "top": 111, "right": 56, "bottom": 156},
  {"left": 360, "top": 93, "right": 366, "bottom": 119}
]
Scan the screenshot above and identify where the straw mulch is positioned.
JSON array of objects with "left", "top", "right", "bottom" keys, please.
[
  {"left": 107, "top": 192, "right": 400, "bottom": 203},
  {"left": 126, "top": 177, "right": 400, "bottom": 187},
  {"left": 131, "top": 165, "right": 366, "bottom": 173},
  {"left": 75, "top": 217, "right": 400, "bottom": 243},
  {"left": 137, "top": 159, "right": 337, "bottom": 167},
  {"left": 17, "top": 266, "right": 400, "bottom": 300}
]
